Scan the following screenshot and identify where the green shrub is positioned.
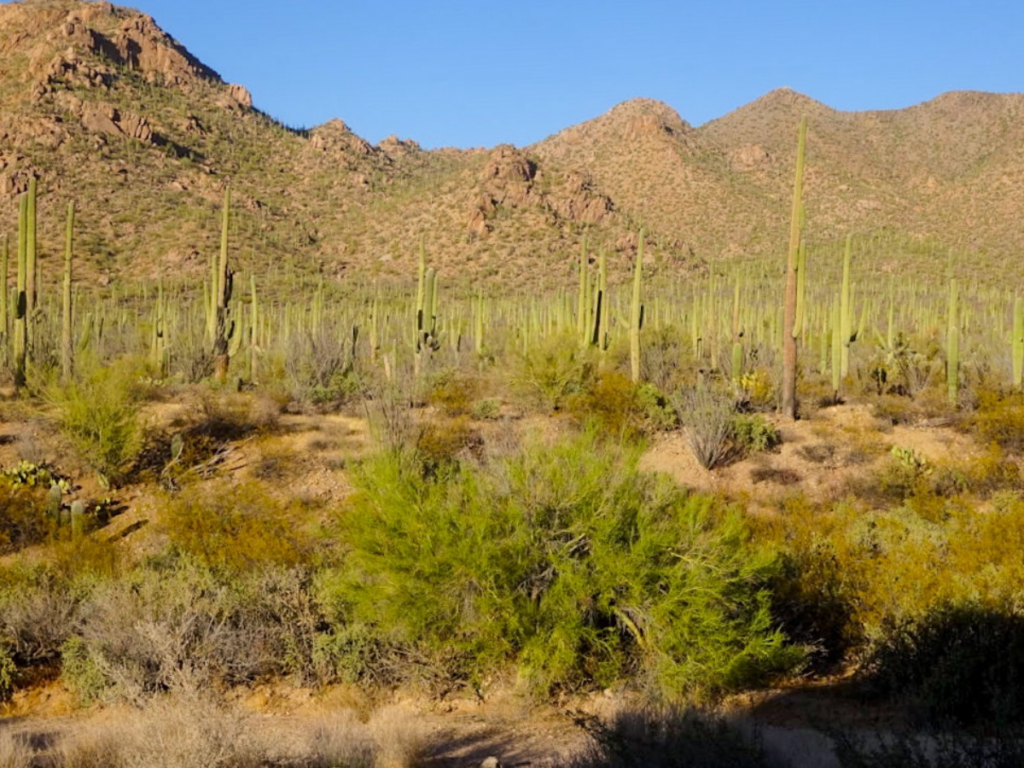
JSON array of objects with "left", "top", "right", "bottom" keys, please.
[
  {"left": 332, "top": 430, "right": 800, "bottom": 699},
  {"left": 512, "top": 334, "right": 593, "bottom": 412},
  {"left": 160, "top": 481, "right": 313, "bottom": 573},
  {"left": 0, "top": 642, "right": 15, "bottom": 703},
  {"left": 0, "top": 477, "right": 52, "bottom": 555},
  {"left": 731, "top": 414, "right": 781, "bottom": 454},
  {"left": 46, "top": 357, "right": 145, "bottom": 486},
  {"left": 967, "top": 388, "right": 1024, "bottom": 455}
]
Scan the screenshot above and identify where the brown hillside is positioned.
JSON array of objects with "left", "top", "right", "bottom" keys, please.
[{"left": 1, "top": 0, "right": 1023, "bottom": 290}]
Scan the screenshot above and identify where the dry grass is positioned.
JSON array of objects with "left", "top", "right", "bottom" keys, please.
[
  {"left": 0, "top": 730, "right": 32, "bottom": 768},
  {"left": 39, "top": 696, "right": 430, "bottom": 768}
]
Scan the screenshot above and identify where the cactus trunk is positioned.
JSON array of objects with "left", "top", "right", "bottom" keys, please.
[
  {"left": 781, "top": 116, "right": 807, "bottom": 420},
  {"left": 630, "top": 232, "right": 644, "bottom": 383},
  {"left": 62, "top": 202, "right": 74, "bottom": 383}
]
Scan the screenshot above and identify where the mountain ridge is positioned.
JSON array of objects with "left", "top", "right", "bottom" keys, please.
[{"left": 2, "top": 0, "right": 1023, "bottom": 289}]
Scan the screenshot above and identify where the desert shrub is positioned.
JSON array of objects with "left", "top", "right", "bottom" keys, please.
[
  {"left": 568, "top": 703, "right": 780, "bottom": 768},
  {"left": 567, "top": 373, "right": 676, "bottom": 437},
  {"left": 169, "top": 325, "right": 215, "bottom": 383},
  {"left": 332, "top": 430, "right": 800, "bottom": 699},
  {"left": 54, "top": 695, "right": 265, "bottom": 768},
  {"left": 0, "top": 642, "right": 15, "bottom": 704},
  {"left": 674, "top": 388, "right": 777, "bottom": 469},
  {"left": 674, "top": 386, "right": 736, "bottom": 470},
  {"left": 46, "top": 357, "right": 145, "bottom": 486},
  {"left": 731, "top": 414, "right": 781, "bottom": 453},
  {"left": 159, "top": 480, "right": 313, "bottom": 573},
  {"left": 511, "top": 334, "right": 593, "bottom": 412},
  {"left": 428, "top": 370, "right": 479, "bottom": 416},
  {"left": 470, "top": 397, "right": 501, "bottom": 420},
  {"left": 967, "top": 388, "right": 1024, "bottom": 455},
  {"left": 0, "top": 477, "right": 51, "bottom": 554},
  {"left": 864, "top": 602, "right": 1024, "bottom": 726},
  {"left": 64, "top": 560, "right": 323, "bottom": 703},
  {"left": 737, "top": 368, "right": 777, "bottom": 412},
  {"left": 760, "top": 497, "right": 864, "bottom": 671},
  {"left": 284, "top": 328, "right": 360, "bottom": 409},
  {"left": 0, "top": 567, "right": 80, "bottom": 668},
  {"left": 414, "top": 416, "right": 480, "bottom": 479}
]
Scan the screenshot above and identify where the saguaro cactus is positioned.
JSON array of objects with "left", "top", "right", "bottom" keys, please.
[
  {"left": 0, "top": 234, "right": 8, "bottom": 347},
  {"left": 25, "top": 178, "right": 36, "bottom": 358},
  {"left": 781, "top": 116, "right": 807, "bottom": 420},
  {"left": 630, "top": 231, "right": 644, "bottom": 383},
  {"left": 947, "top": 277, "right": 959, "bottom": 405},
  {"left": 14, "top": 193, "right": 28, "bottom": 389},
  {"left": 840, "top": 234, "right": 853, "bottom": 378},
  {"left": 62, "top": 202, "right": 74, "bottom": 383},
  {"left": 213, "top": 187, "right": 234, "bottom": 383},
  {"left": 1012, "top": 295, "right": 1023, "bottom": 389}
]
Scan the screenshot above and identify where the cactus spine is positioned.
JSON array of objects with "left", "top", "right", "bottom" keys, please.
[
  {"left": 62, "top": 202, "right": 74, "bottom": 383},
  {"left": 630, "top": 231, "right": 644, "bottom": 383},
  {"left": 781, "top": 116, "right": 807, "bottom": 420}
]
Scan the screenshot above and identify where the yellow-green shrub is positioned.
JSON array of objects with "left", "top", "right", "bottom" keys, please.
[{"left": 160, "top": 481, "right": 313, "bottom": 573}]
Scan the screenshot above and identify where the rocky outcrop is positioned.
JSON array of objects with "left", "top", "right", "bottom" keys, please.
[
  {"left": 73, "top": 98, "right": 154, "bottom": 143},
  {"left": 548, "top": 171, "right": 614, "bottom": 225},
  {"left": 308, "top": 119, "right": 375, "bottom": 156},
  {"left": 466, "top": 145, "right": 536, "bottom": 234}
]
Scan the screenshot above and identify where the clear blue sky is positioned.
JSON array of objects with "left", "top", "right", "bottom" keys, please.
[{"left": 90, "top": 0, "right": 1024, "bottom": 148}]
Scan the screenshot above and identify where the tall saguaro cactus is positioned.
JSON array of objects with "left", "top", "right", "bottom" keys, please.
[
  {"left": 213, "top": 187, "right": 234, "bottom": 384},
  {"left": 62, "top": 202, "right": 74, "bottom": 383},
  {"left": 947, "top": 277, "right": 959, "bottom": 405},
  {"left": 14, "top": 193, "right": 28, "bottom": 389},
  {"left": 630, "top": 231, "right": 644, "bottom": 383},
  {"left": 1012, "top": 295, "right": 1023, "bottom": 389},
  {"left": 25, "top": 178, "right": 36, "bottom": 359},
  {"left": 0, "top": 234, "right": 8, "bottom": 347},
  {"left": 781, "top": 116, "right": 807, "bottom": 420},
  {"left": 839, "top": 234, "right": 853, "bottom": 378}
]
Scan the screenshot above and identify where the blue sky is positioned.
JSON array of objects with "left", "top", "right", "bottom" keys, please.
[{"left": 64, "top": 0, "right": 1024, "bottom": 148}]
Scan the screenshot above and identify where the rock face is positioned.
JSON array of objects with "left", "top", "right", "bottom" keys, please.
[{"left": 80, "top": 10, "right": 219, "bottom": 85}]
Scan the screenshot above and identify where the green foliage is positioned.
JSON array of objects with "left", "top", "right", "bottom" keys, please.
[
  {"left": 967, "top": 388, "right": 1024, "bottom": 455},
  {"left": 428, "top": 370, "right": 479, "bottom": 417},
  {"left": 731, "top": 414, "right": 781, "bottom": 454},
  {"left": 160, "top": 480, "right": 313, "bottom": 573},
  {"left": 0, "top": 641, "right": 15, "bottom": 703},
  {"left": 512, "top": 333, "right": 593, "bottom": 412},
  {"left": 333, "top": 431, "right": 800, "bottom": 699},
  {"left": 46, "top": 357, "right": 145, "bottom": 486},
  {"left": 60, "top": 635, "right": 106, "bottom": 706},
  {"left": 565, "top": 372, "right": 674, "bottom": 437},
  {"left": 0, "top": 476, "right": 52, "bottom": 555}
]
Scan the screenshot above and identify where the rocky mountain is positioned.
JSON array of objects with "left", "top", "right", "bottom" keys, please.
[{"left": 1, "top": 0, "right": 1022, "bottom": 291}]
